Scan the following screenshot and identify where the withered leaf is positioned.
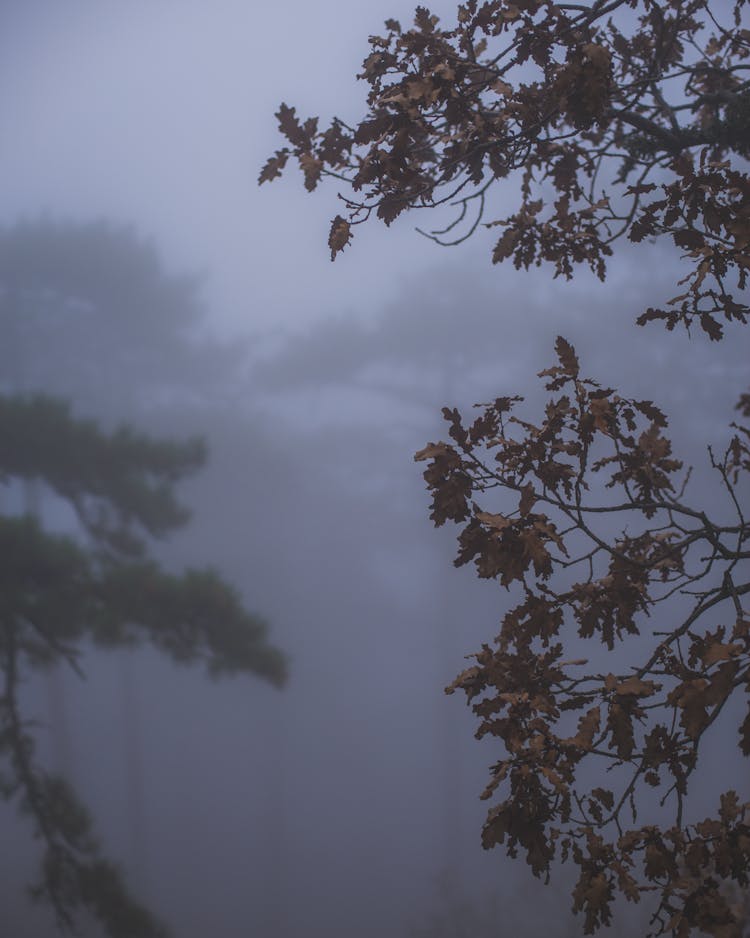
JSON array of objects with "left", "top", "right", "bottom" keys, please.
[
  {"left": 615, "top": 676, "right": 658, "bottom": 699},
  {"left": 414, "top": 441, "right": 450, "bottom": 461},
  {"left": 258, "top": 148, "right": 289, "bottom": 185},
  {"left": 701, "top": 640, "right": 743, "bottom": 667},
  {"left": 554, "top": 336, "right": 579, "bottom": 376},
  {"left": 445, "top": 665, "right": 482, "bottom": 695},
  {"left": 377, "top": 194, "right": 409, "bottom": 225},
  {"left": 475, "top": 509, "right": 512, "bottom": 530},
  {"left": 590, "top": 788, "right": 614, "bottom": 810},
  {"left": 328, "top": 215, "right": 352, "bottom": 260},
  {"left": 607, "top": 703, "right": 635, "bottom": 760},
  {"left": 518, "top": 483, "right": 536, "bottom": 517},
  {"left": 632, "top": 399, "right": 667, "bottom": 428},
  {"left": 299, "top": 152, "right": 323, "bottom": 192},
  {"left": 669, "top": 680, "right": 710, "bottom": 740},
  {"left": 570, "top": 706, "right": 600, "bottom": 750},
  {"left": 719, "top": 789, "right": 741, "bottom": 824},
  {"left": 275, "top": 103, "right": 312, "bottom": 149}
]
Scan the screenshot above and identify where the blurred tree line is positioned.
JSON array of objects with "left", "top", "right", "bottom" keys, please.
[{"left": 0, "top": 220, "right": 285, "bottom": 937}]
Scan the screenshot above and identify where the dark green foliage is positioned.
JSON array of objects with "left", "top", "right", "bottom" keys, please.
[
  {"left": 0, "top": 393, "right": 286, "bottom": 935},
  {"left": 0, "top": 394, "right": 205, "bottom": 553}
]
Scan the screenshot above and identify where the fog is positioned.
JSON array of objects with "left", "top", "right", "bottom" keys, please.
[{"left": 1, "top": 3, "right": 748, "bottom": 938}]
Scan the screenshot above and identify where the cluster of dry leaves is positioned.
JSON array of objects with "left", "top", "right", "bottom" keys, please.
[
  {"left": 261, "top": 0, "right": 750, "bottom": 340},
  {"left": 416, "top": 337, "right": 749, "bottom": 934},
  {"left": 262, "top": 0, "right": 749, "bottom": 933}
]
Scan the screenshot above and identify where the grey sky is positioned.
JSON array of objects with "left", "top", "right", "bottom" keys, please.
[{"left": 1, "top": 0, "right": 468, "bottom": 333}]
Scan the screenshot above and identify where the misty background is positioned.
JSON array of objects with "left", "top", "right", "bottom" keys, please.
[{"left": 1, "top": 3, "right": 748, "bottom": 937}]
